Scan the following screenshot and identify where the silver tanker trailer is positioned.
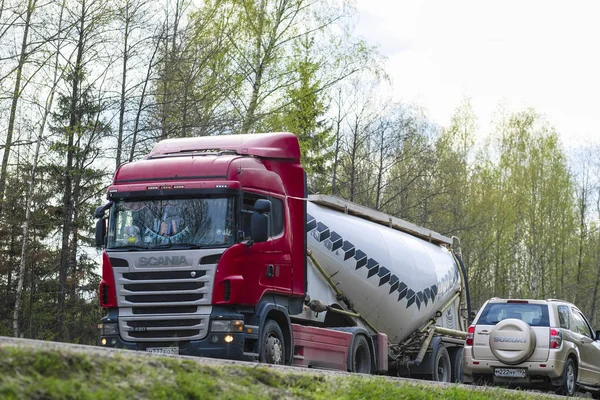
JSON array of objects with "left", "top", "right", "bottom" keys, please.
[{"left": 298, "top": 195, "right": 471, "bottom": 382}]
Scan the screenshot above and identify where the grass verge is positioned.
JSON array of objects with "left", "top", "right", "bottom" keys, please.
[{"left": 0, "top": 345, "right": 557, "bottom": 400}]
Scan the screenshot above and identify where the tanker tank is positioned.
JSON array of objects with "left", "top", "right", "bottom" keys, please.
[{"left": 306, "top": 199, "right": 462, "bottom": 344}]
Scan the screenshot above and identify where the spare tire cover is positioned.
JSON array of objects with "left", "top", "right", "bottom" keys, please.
[{"left": 489, "top": 318, "right": 536, "bottom": 365}]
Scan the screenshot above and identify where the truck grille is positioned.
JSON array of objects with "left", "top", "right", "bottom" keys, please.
[
  {"left": 128, "top": 330, "right": 200, "bottom": 339},
  {"left": 128, "top": 319, "right": 202, "bottom": 328},
  {"left": 119, "top": 316, "right": 207, "bottom": 340},
  {"left": 111, "top": 252, "right": 217, "bottom": 343},
  {"left": 116, "top": 268, "right": 210, "bottom": 308},
  {"left": 123, "top": 270, "right": 207, "bottom": 280},
  {"left": 125, "top": 293, "right": 204, "bottom": 303},
  {"left": 124, "top": 282, "right": 204, "bottom": 292},
  {"left": 132, "top": 306, "right": 197, "bottom": 315}
]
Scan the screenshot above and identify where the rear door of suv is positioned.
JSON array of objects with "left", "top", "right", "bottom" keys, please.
[{"left": 472, "top": 301, "right": 550, "bottom": 362}]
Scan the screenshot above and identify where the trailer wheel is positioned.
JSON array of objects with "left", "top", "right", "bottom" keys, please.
[
  {"left": 449, "top": 347, "right": 464, "bottom": 383},
  {"left": 350, "top": 335, "right": 372, "bottom": 374},
  {"left": 432, "top": 345, "right": 451, "bottom": 382},
  {"left": 260, "top": 320, "right": 285, "bottom": 365}
]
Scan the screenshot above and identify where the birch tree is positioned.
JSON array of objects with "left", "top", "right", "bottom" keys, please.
[
  {"left": 12, "top": 0, "right": 68, "bottom": 338},
  {"left": 54, "top": 0, "right": 112, "bottom": 341},
  {"left": 0, "top": 0, "right": 38, "bottom": 217}
]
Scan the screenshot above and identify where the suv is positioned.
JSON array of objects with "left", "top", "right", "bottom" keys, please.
[{"left": 463, "top": 298, "right": 600, "bottom": 397}]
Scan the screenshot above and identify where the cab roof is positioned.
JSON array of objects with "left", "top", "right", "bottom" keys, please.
[{"left": 148, "top": 132, "right": 301, "bottom": 161}]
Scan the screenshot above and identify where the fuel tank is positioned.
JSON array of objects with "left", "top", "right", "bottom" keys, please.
[{"left": 306, "top": 200, "right": 462, "bottom": 344}]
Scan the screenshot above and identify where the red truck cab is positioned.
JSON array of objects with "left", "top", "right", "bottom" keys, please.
[{"left": 96, "top": 133, "right": 307, "bottom": 362}]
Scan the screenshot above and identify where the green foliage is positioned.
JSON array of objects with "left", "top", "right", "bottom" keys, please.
[
  {"left": 330, "top": 95, "right": 591, "bottom": 315},
  {"left": 1, "top": 0, "right": 600, "bottom": 353},
  {"left": 261, "top": 36, "right": 334, "bottom": 192},
  {"left": 153, "top": 0, "right": 241, "bottom": 138}
]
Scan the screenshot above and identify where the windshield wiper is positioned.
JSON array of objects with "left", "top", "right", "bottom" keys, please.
[
  {"left": 150, "top": 243, "right": 201, "bottom": 250},
  {"left": 111, "top": 244, "right": 149, "bottom": 251}
]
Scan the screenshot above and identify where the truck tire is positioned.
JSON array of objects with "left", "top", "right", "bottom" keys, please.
[
  {"left": 554, "top": 357, "right": 576, "bottom": 396},
  {"left": 260, "top": 320, "right": 285, "bottom": 365},
  {"left": 349, "top": 335, "right": 372, "bottom": 374},
  {"left": 449, "top": 347, "right": 464, "bottom": 383},
  {"left": 432, "top": 345, "right": 451, "bottom": 382}
]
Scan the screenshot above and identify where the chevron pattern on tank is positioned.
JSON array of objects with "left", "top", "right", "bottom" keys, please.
[{"left": 306, "top": 213, "right": 450, "bottom": 310}]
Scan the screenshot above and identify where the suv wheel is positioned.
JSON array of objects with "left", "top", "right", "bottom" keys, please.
[{"left": 555, "top": 358, "right": 576, "bottom": 396}]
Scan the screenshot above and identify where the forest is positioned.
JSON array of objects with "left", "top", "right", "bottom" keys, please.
[{"left": 0, "top": 0, "right": 598, "bottom": 345}]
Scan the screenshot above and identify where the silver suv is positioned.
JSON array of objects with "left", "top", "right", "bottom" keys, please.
[{"left": 463, "top": 298, "right": 600, "bottom": 397}]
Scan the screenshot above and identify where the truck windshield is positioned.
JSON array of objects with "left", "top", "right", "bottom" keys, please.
[{"left": 107, "top": 197, "right": 235, "bottom": 250}]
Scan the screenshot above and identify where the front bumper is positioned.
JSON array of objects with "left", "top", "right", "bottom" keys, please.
[
  {"left": 99, "top": 307, "right": 252, "bottom": 361},
  {"left": 100, "top": 331, "right": 246, "bottom": 360},
  {"left": 463, "top": 346, "right": 567, "bottom": 384}
]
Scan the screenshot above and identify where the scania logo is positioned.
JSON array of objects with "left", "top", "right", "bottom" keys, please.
[
  {"left": 493, "top": 336, "right": 526, "bottom": 343},
  {"left": 138, "top": 256, "right": 190, "bottom": 267}
]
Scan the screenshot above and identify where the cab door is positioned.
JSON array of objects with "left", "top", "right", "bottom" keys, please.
[
  {"left": 241, "top": 192, "right": 277, "bottom": 293},
  {"left": 268, "top": 195, "right": 292, "bottom": 293}
]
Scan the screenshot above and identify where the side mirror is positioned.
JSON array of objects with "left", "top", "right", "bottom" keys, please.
[
  {"left": 95, "top": 218, "right": 106, "bottom": 248},
  {"left": 94, "top": 201, "right": 113, "bottom": 218},
  {"left": 595, "top": 330, "right": 600, "bottom": 341},
  {"left": 250, "top": 212, "right": 269, "bottom": 243}
]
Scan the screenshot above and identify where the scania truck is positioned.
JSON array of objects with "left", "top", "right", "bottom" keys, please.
[{"left": 95, "top": 132, "right": 471, "bottom": 380}]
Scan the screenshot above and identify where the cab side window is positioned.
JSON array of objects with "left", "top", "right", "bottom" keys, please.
[
  {"left": 241, "top": 192, "right": 268, "bottom": 240},
  {"left": 557, "top": 305, "right": 570, "bottom": 329},
  {"left": 270, "top": 197, "right": 284, "bottom": 237},
  {"left": 241, "top": 192, "right": 285, "bottom": 240}
]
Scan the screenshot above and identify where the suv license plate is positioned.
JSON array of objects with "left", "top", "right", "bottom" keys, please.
[
  {"left": 495, "top": 368, "right": 526, "bottom": 378},
  {"left": 146, "top": 347, "right": 179, "bottom": 355}
]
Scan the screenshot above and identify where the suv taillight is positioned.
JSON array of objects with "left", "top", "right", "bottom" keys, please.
[
  {"left": 466, "top": 325, "right": 475, "bottom": 346},
  {"left": 550, "top": 328, "right": 562, "bottom": 349}
]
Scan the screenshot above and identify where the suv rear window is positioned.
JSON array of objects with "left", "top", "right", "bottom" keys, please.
[{"left": 477, "top": 303, "right": 550, "bottom": 327}]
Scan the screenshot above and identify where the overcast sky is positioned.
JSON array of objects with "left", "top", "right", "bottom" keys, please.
[{"left": 354, "top": 0, "right": 600, "bottom": 147}]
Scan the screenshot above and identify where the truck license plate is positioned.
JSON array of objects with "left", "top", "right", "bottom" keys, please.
[
  {"left": 494, "top": 368, "right": 526, "bottom": 378},
  {"left": 146, "top": 347, "right": 179, "bottom": 355}
]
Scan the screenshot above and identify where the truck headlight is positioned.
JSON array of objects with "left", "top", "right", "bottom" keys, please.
[
  {"left": 210, "top": 319, "right": 243, "bottom": 333},
  {"left": 99, "top": 322, "right": 118, "bottom": 336}
]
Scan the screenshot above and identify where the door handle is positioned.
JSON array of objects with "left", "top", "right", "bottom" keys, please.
[{"left": 266, "top": 264, "right": 274, "bottom": 278}]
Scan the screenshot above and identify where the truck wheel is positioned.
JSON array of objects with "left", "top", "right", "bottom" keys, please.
[
  {"left": 350, "top": 335, "right": 372, "bottom": 374},
  {"left": 432, "top": 345, "right": 451, "bottom": 382},
  {"left": 260, "top": 320, "right": 285, "bottom": 365},
  {"left": 449, "top": 347, "right": 464, "bottom": 383},
  {"left": 554, "top": 357, "right": 576, "bottom": 396}
]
